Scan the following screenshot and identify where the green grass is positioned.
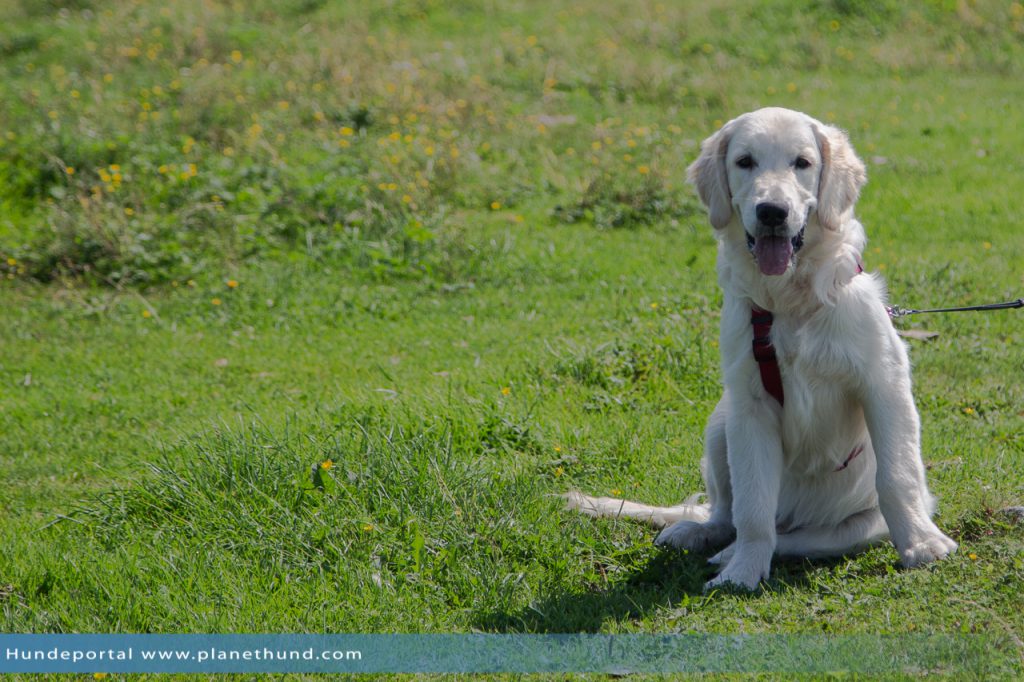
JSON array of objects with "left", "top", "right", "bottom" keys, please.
[{"left": 1, "top": 0, "right": 1023, "bottom": 677}]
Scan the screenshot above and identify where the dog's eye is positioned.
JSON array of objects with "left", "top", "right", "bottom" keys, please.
[
  {"left": 794, "top": 156, "right": 812, "bottom": 170},
  {"left": 735, "top": 155, "right": 755, "bottom": 170}
]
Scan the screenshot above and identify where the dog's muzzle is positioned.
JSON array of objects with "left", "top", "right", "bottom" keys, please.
[
  {"left": 745, "top": 223, "right": 805, "bottom": 276},
  {"left": 742, "top": 202, "right": 808, "bottom": 275}
]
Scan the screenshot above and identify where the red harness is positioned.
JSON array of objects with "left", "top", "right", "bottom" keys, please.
[{"left": 750, "top": 307, "right": 785, "bottom": 406}]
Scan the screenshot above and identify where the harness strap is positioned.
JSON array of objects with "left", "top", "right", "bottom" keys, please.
[
  {"left": 836, "top": 444, "right": 864, "bottom": 471},
  {"left": 750, "top": 307, "right": 785, "bottom": 407}
]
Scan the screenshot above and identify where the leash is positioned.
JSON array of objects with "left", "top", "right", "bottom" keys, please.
[{"left": 887, "top": 298, "right": 1024, "bottom": 319}]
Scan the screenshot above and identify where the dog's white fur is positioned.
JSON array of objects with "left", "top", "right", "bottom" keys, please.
[{"left": 565, "top": 107, "right": 956, "bottom": 590}]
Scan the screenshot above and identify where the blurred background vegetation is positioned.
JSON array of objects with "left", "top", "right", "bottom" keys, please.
[{"left": 2, "top": 0, "right": 1023, "bottom": 286}]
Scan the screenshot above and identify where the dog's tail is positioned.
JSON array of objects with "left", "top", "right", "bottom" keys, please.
[{"left": 561, "top": 491, "right": 709, "bottom": 529}]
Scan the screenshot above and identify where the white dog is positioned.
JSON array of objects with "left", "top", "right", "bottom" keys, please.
[{"left": 566, "top": 107, "right": 956, "bottom": 590}]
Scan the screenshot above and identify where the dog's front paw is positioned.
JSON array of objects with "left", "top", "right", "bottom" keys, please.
[
  {"left": 703, "top": 544, "right": 772, "bottom": 592},
  {"left": 898, "top": 532, "right": 957, "bottom": 568},
  {"left": 655, "top": 520, "right": 734, "bottom": 552},
  {"left": 704, "top": 562, "right": 767, "bottom": 592}
]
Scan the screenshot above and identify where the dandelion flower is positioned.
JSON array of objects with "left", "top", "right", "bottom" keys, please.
[
  {"left": 490, "top": 201, "right": 502, "bottom": 210},
  {"left": 320, "top": 459, "right": 334, "bottom": 470},
  {"left": 211, "top": 298, "right": 222, "bottom": 306},
  {"left": 500, "top": 386, "right": 511, "bottom": 396},
  {"left": 226, "top": 279, "right": 238, "bottom": 289}
]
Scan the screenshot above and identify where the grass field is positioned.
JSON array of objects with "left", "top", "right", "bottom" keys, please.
[{"left": 1, "top": 0, "right": 1023, "bottom": 676}]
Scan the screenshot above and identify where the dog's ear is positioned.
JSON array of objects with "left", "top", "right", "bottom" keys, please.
[
  {"left": 687, "top": 121, "right": 734, "bottom": 230},
  {"left": 813, "top": 122, "right": 867, "bottom": 231}
]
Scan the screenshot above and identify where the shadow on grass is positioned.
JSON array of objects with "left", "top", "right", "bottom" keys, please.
[{"left": 475, "top": 549, "right": 851, "bottom": 633}]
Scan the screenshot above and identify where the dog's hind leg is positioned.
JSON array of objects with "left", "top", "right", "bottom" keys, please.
[
  {"left": 775, "top": 507, "right": 889, "bottom": 559},
  {"left": 655, "top": 399, "right": 736, "bottom": 551},
  {"left": 709, "top": 507, "right": 889, "bottom": 564}
]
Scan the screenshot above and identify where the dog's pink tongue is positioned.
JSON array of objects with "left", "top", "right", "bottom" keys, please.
[{"left": 754, "top": 236, "right": 793, "bottom": 276}]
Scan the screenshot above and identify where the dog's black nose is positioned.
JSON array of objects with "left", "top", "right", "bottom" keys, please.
[{"left": 756, "top": 202, "right": 789, "bottom": 228}]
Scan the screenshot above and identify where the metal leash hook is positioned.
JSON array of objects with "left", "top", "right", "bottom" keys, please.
[{"left": 887, "top": 297, "right": 1024, "bottom": 319}]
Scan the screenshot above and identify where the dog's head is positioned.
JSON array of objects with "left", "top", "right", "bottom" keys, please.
[{"left": 688, "top": 107, "right": 867, "bottom": 276}]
